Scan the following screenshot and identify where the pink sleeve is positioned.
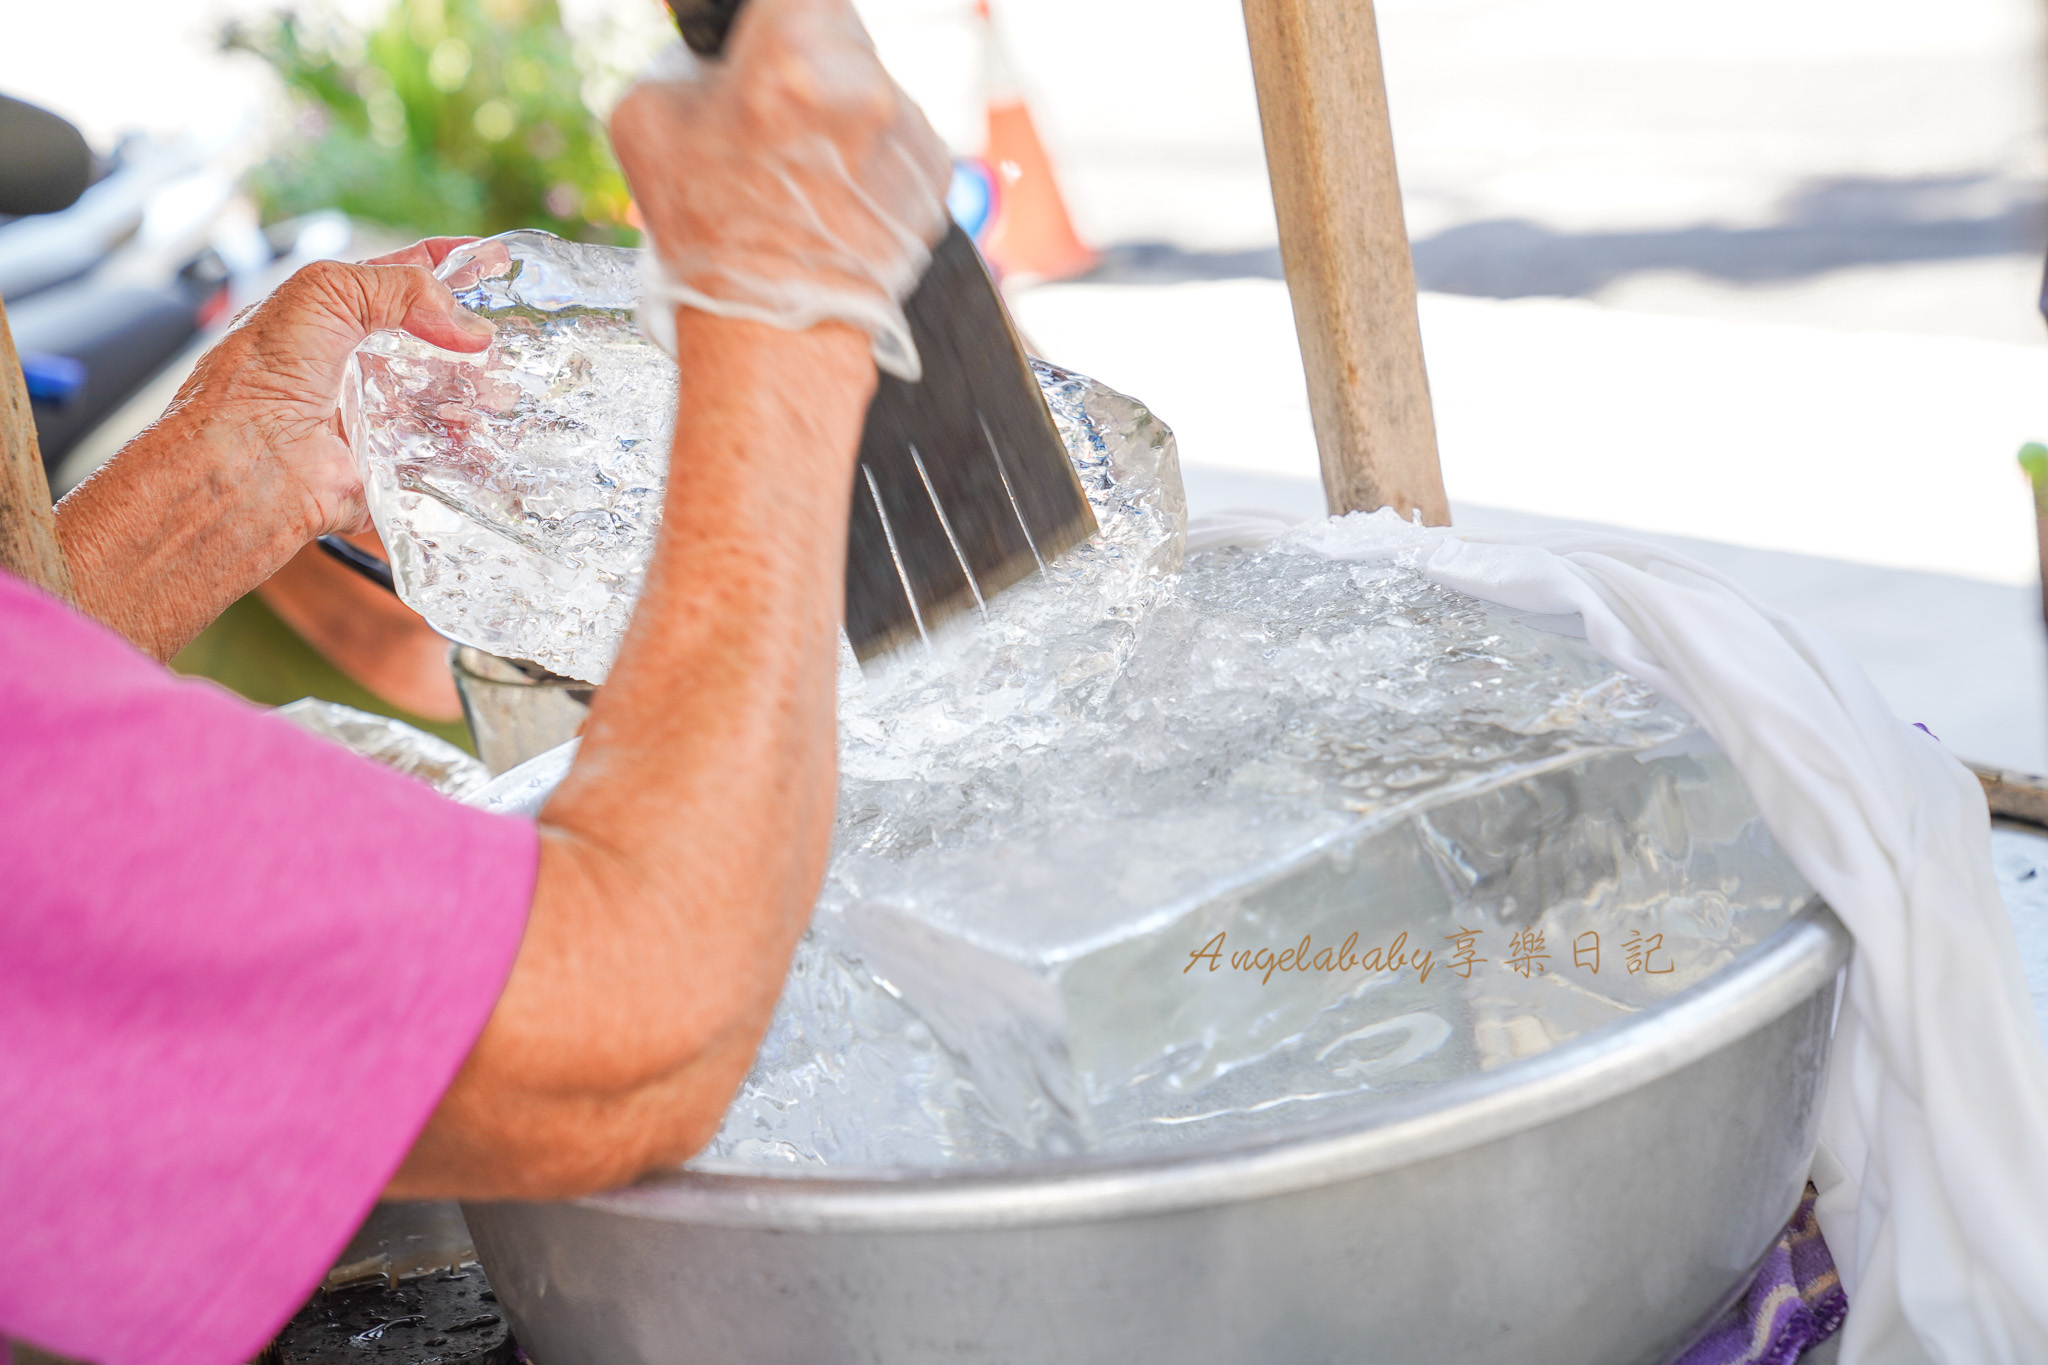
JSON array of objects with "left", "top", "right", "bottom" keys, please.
[{"left": 0, "top": 573, "right": 540, "bottom": 1365}]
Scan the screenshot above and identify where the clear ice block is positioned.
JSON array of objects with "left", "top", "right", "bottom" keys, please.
[{"left": 701, "top": 518, "right": 1813, "bottom": 1170}]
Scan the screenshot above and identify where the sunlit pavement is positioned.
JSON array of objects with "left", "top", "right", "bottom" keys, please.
[{"left": 997, "top": 0, "right": 2048, "bottom": 771}]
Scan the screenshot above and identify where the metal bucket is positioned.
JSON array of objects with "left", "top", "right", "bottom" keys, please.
[
  {"left": 449, "top": 646, "right": 593, "bottom": 774},
  {"left": 466, "top": 900, "right": 1849, "bottom": 1365}
]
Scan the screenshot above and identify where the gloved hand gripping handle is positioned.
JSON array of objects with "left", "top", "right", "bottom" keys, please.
[{"left": 638, "top": 0, "right": 1097, "bottom": 660}]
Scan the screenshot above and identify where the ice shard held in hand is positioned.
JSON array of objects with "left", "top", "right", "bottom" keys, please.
[{"left": 343, "top": 230, "right": 677, "bottom": 684}]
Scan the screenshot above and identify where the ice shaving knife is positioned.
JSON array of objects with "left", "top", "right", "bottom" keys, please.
[{"left": 662, "top": 0, "right": 1098, "bottom": 660}]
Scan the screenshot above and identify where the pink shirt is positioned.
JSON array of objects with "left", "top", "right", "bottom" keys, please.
[{"left": 0, "top": 571, "right": 538, "bottom": 1365}]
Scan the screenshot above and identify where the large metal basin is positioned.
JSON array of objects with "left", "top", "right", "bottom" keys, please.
[{"left": 467, "top": 900, "right": 1848, "bottom": 1365}]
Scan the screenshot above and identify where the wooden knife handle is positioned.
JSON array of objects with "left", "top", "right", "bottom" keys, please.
[{"left": 664, "top": 0, "right": 746, "bottom": 57}]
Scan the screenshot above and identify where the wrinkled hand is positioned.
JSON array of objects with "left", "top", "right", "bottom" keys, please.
[
  {"left": 609, "top": 0, "right": 951, "bottom": 378},
  {"left": 54, "top": 238, "right": 496, "bottom": 659},
  {"left": 162, "top": 239, "right": 496, "bottom": 537}
]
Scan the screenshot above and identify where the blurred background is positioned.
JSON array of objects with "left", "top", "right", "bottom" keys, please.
[{"left": 5, "top": 0, "right": 2048, "bottom": 767}]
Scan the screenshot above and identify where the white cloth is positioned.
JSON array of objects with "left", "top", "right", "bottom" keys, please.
[{"left": 1203, "top": 509, "right": 2048, "bottom": 1365}]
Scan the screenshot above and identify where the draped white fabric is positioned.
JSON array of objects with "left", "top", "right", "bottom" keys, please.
[{"left": 1197, "top": 509, "right": 2048, "bottom": 1365}]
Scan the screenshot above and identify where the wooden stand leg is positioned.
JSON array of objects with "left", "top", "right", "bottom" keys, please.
[
  {"left": 0, "top": 296, "right": 76, "bottom": 601},
  {"left": 1240, "top": 0, "right": 1448, "bottom": 524}
]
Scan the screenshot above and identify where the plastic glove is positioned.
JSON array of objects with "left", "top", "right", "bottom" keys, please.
[{"left": 609, "top": 0, "right": 952, "bottom": 380}]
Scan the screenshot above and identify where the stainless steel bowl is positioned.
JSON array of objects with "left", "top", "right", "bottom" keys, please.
[
  {"left": 466, "top": 900, "right": 1847, "bottom": 1365},
  {"left": 448, "top": 645, "right": 593, "bottom": 774}
]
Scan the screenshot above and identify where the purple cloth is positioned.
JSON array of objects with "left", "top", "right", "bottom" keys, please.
[
  {"left": 0, "top": 572, "right": 538, "bottom": 1365},
  {"left": 1676, "top": 1185, "right": 1849, "bottom": 1365}
]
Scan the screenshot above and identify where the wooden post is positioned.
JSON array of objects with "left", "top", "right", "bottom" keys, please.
[
  {"left": 0, "top": 295, "right": 76, "bottom": 601},
  {"left": 1240, "top": 0, "right": 1448, "bottom": 523}
]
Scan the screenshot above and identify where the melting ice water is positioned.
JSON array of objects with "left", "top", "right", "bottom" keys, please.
[{"left": 394, "top": 232, "right": 1815, "bottom": 1173}]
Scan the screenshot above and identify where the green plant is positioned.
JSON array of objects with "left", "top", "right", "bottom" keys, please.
[
  {"left": 225, "top": 0, "right": 638, "bottom": 243},
  {"left": 2020, "top": 443, "right": 2048, "bottom": 516}
]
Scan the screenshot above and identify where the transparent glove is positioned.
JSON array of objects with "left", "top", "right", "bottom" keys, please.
[{"left": 610, "top": 0, "right": 952, "bottom": 380}]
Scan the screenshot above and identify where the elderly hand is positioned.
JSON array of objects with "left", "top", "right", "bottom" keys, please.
[
  {"left": 609, "top": 0, "right": 951, "bottom": 378},
  {"left": 55, "top": 239, "right": 495, "bottom": 659}
]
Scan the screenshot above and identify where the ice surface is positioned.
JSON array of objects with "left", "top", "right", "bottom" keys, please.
[
  {"left": 343, "top": 230, "right": 676, "bottom": 683},
  {"left": 274, "top": 698, "right": 489, "bottom": 800}
]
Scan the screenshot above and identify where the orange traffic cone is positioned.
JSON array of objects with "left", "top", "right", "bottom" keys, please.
[{"left": 977, "top": 0, "right": 1099, "bottom": 284}]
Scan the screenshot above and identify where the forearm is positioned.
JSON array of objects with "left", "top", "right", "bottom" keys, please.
[
  {"left": 56, "top": 410, "right": 320, "bottom": 660},
  {"left": 554, "top": 316, "right": 864, "bottom": 872},
  {"left": 393, "top": 0, "right": 943, "bottom": 1197},
  {"left": 392, "top": 316, "right": 871, "bottom": 1198}
]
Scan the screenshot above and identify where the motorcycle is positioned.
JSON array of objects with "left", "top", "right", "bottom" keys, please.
[{"left": 0, "top": 92, "right": 350, "bottom": 493}]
